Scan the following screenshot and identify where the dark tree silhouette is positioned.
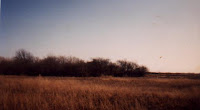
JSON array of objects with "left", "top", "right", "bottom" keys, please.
[
  {"left": 14, "top": 49, "right": 35, "bottom": 63},
  {"left": 0, "top": 49, "right": 149, "bottom": 77},
  {"left": 116, "top": 60, "right": 147, "bottom": 77},
  {"left": 13, "top": 49, "right": 36, "bottom": 75},
  {"left": 87, "top": 58, "right": 111, "bottom": 76}
]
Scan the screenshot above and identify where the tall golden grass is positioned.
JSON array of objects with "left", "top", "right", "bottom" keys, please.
[{"left": 0, "top": 76, "right": 200, "bottom": 110}]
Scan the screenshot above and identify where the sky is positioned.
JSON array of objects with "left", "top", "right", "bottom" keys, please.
[{"left": 0, "top": 0, "right": 200, "bottom": 73}]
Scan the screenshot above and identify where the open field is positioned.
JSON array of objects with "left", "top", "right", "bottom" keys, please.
[{"left": 0, "top": 75, "right": 200, "bottom": 110}]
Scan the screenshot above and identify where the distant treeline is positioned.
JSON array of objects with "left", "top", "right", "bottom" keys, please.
[{"left": 0, "top": 49, "right": 148, "bottom": 77}]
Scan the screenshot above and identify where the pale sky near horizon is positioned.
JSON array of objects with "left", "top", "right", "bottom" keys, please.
[{"left": 0, "top": 0, "right": 200, "bottom": 73}]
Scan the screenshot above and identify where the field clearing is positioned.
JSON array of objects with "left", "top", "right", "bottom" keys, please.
[{"left": 0, "top": 75, "right": 200, "bottom": 110}]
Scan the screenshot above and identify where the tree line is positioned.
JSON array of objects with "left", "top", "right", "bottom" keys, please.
[{"left": 0, "top": 49, "right": 148, "bottom": 77}]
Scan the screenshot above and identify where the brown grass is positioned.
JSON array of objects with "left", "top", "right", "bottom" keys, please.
[{"left": 0, "top": 75, "right": 200, "bottom": 110}]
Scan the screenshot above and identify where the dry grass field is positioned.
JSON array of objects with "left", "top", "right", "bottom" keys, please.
[{"left": 0, "top": 75, "right": 200, "bottom": 110}]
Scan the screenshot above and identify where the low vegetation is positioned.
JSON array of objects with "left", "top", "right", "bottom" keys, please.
[
  {"left": 0, "top": 76, "right": 200, "bottom": 110},
  {"left": 0, "top": 49, "right": 148, "bottom": 77}
]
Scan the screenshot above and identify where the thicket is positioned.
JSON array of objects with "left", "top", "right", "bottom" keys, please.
[{"left": 0, "top": 49, "right": 148, "bottom": 77}]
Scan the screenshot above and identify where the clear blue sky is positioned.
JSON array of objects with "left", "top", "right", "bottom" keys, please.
[{"left": 0, "top": 0, "right": 200, "bottom": 73}]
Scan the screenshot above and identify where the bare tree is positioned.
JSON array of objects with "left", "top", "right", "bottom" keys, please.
[
  {"left": 0, "top": 56, "right": 5, "bottom": 62},
  {"left": 14, "top": 49, "right": 35, "bottom": 63}
]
